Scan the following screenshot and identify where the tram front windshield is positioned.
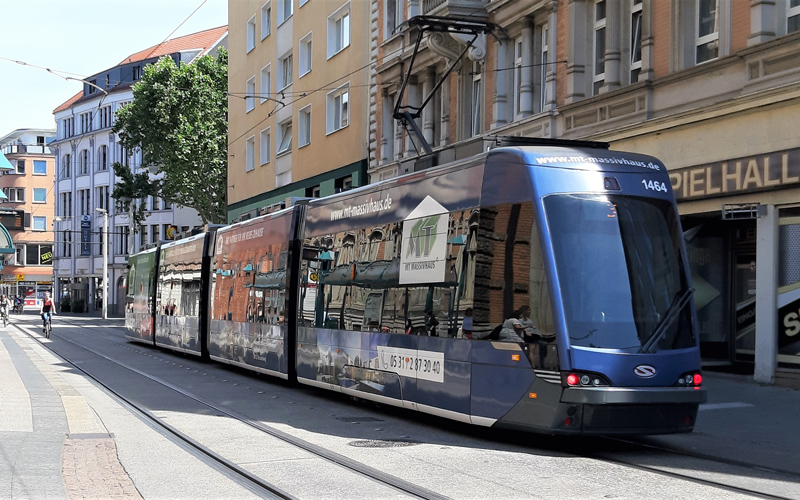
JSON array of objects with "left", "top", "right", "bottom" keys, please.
[{"left": 544, "top": 194, "right": 695, "bottom": 352}]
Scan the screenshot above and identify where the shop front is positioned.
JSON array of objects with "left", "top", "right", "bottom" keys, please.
[{"left": 670, "top": 147, "right": 800, "bottom": 383}]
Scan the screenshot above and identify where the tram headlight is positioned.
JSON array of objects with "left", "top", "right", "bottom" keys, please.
[
  {"left": 675, "top": 371, "right": 703, "bottom": 387},
  {"left": 580, "top": 375, "right": 591, "bottom": 386},
  {"left": 562, "top": 372, "right": 611, "bottom": 387},
  {"left": 684, "top": 374, "right": 694, "bottom": 385}
]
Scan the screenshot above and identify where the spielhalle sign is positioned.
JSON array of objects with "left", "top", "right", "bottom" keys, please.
[{"left": 669, "top": 147, "right": 800, "bottom": 201}]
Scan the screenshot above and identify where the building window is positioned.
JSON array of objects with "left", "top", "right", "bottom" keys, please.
[
  {"left": 62, "top": 154, "right": 71, "bottom": 178},
  {"left": 277, "top": 119, "right": 292, "bottom": 154},
  {"left": 247, "top": 15, "right": 257, "bottom": 53},
  {"left": 97, "top": 145, "right": 108, "bottom": 171},
  {"left": 279, "top": 53, "right": 293, "bottom": 89},
  {"left": 540, "top": 24, "right": 549, "bottom": 111},
  {"left": 328, "top": 3, "right": 350, "bottom": 58},
  {"left": 79, "top": 189, "right": 91, "bottom": 215},
  {"left": 133, "top": 66, "right": 142, "bottom": 80},
  {"left": 63, "top": 231, "right": 73, "bottom": 257},
  {"left": 33, "top": 160, "right": 47, "bottom": 175},
  {"left": 96, "top": 186, "right": 109, "bottom": 211},
  {"left": 151, "top": 224, "right": 159, "bottom": 244},
  {"left": 99, "top": 106, "right": 112, "bottom": 129},
  {"left": 33, "top": 188, "right": 47, "bottom": 203},
  {"left": 790, "top": 0, "right": 800, "bottom": 33},
  {"left": 279, "top": 0, "right": 293, "bottom": 25},
  {"left": 79, "top": 149, "right": 89, "bottom": 175},
  {"left": 80, "top": 112, "right": 93, "bottom": 134},
  {"left": 2, "top": 188, "right": 24, "bottom": 202},
  {"left": 260, "top": 127, "right": 271, "bottom": 165},
  {"left": 299, "top": 105, "right": 311, "bottom": 147},
  {"left": 246, "top": 76, "right": 256, "bottom": 112},
  {"left": 594, "top": 0, "right": 607, "bottom": 95},
  {"left": 140, "top": 226, "right": 148, "bottom": 248},
  {"left": 61, "top": 192, "right": 73, "bottom": 217},
  {"left": 630, "top": 0, "right": 643, "bottom": 83},
  {"left": 117, "top": 226, "right": 129, "bottom": 255},
  {"left": 15, "top": 160, "right": 25, "bottom": 175},
  {"left": 246, "top": 136, "right": 256, "bottom": 172},
  {"left": 471, "top": 61, "right": 483, "bottom": 137},
  {"left": 326, "top": 84, "right": 349, "bottom": 133},
  {"left": 385, "top": 0, "right": 402, "bottom": 39},
  {"left": 152, "top": 196, "right": 160, "bottom": 211},
  {"left": 260, "top": 64, "right": 271, "bottom": 104},
  {"left": 299, "top": 33, "right": 312, "bottom": 77},
  {"left": 696, "top": 0, "right": 719, "bottom": 64},
  {"left": 163, "top": 199, "right": 172, "bottom": 210},
  {"left": 33, "top": 216, "right": 46, "bottom": 231},
  {"left": 261, "top": 2, "right": 272, "bottom": 39},
  {"left": 513, "top": 38, "right": 522, "bottom": 119}
]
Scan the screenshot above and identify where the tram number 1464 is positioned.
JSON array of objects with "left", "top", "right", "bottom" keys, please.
[{"left": 642, "top": 179, "right": 668, "bottom": 192}]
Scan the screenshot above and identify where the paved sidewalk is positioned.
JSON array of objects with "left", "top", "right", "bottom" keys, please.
[{"left": 0, "top": 315, "right": 258, "bottom": 499}]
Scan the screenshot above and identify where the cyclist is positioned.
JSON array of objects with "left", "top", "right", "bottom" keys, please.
[
  {"left": 0, "top": 295, "right": 10, "bottom": 324},
  {"left": 40, "top": 292, "right": 55, "bottom": 332}
]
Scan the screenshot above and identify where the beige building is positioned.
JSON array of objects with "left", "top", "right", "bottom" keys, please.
[
  {"left": 0, "top": 128, "right": 56, "bottom": 305},
  {"left": 369, "top": 0, "right": 800, "bottom": 386},
  {"left": 227, "top": 0, "right": 372, "bottom": 221}
]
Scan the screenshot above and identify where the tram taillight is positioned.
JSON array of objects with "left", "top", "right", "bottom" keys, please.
[
  {"left": 566, "top": 373, "right": 579, "bottom": 386},
  {"left": 693, "top": 373, "right": 702, "bottom": 385}
]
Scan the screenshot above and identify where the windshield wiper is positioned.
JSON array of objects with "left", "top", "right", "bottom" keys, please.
[{"left": 639, "top": 288, "right": 693, "bottom": 354}]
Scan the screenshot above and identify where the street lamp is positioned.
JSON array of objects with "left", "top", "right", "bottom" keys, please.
[{"left": 96, "top": 208, "right": 108, "bottom": 320}]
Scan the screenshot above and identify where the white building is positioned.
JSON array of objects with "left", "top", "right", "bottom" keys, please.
[{"left": 51, "top": 26, "right": 227, "bottom": 316}]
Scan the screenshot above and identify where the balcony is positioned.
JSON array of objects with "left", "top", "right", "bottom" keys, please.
[
  {"left": 2, "top": 144, "right": 53, "bottom": 156},
  {"left": 422, "top": 0, "right": 487, "bottom": 18}
]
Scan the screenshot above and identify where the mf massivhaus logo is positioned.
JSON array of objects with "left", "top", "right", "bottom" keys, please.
[
  {"left": 406, "top": 215, "right": 441, "bottom": 261},
  {"left": 399, "top": 196, "right": 448, "bottom": 285}
]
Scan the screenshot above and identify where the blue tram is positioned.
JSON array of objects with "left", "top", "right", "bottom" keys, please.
[{"left": 126, "top": 141, "right": 707, "bottom": 434}]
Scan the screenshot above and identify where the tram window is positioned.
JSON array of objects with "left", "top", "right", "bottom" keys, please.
[{"left": 471, "top": 203, "right": 555, "bottom": 342}]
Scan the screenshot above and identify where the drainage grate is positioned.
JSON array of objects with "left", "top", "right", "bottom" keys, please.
[
  {"left": 335, "top": 416, "right": 383, "bottom": 423},
  {"left": 348, "top": 439, "right": 420, "bottom": 448}
]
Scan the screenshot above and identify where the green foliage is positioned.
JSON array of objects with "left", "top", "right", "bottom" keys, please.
[
  {"left": 111, "top": 48, "right": 228, "bottom": 225},
  {"left": 110, "top": 160, "right": 154, "bottom": 230}
]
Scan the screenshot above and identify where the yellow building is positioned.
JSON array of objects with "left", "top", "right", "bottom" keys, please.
[
  {"left": 0, "top": 128, "right": 56, "bottom": 304},
  {"left": 228, "top": 0, "right": 372, "bottom": 221}
]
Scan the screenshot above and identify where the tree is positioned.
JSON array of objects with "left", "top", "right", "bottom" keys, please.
[{"left": 112, "top": 48, "right": 228, "bottom": 226}]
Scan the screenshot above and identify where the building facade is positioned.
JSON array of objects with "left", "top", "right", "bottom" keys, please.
[
  {"left": 51, "top": 26, "right": 227, "bottom": 316},
  {"left": 0, "top": 129, "right": 56, "bottom": 306},
  {"left": 227, "top": 0, "right": 372, "bottom": 222},
  {"left": 369, "top": 0, "right": 800, "bottom": 385}
]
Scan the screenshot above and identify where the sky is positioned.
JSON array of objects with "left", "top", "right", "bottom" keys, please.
[{"left": 0, "top": 0, "right": 228, "bottom": 137}]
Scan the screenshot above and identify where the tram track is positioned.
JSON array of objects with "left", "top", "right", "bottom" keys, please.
[
  {"left": 18, "top": 316, "right": 798, "bottom": 500},
  {"left": 16, "top": 318, "right": 451, "bottom": 500}
]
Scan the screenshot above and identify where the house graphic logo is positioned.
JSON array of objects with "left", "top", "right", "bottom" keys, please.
[
  {"left": 400, "top": 196, "right": 448, "bottom": 285},
  {"left": 406, "top": 215, "right": 441, "bottom": 259}
]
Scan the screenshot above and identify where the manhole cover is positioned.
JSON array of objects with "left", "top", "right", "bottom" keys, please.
[
  {"left": 348, "top": 439, "right": 420, "bottom": 448},
  {"left": 335, "top": 416, "right": 383, "bottom": 422}
]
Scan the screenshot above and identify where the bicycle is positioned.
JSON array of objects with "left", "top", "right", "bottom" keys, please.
[{"left": 43, "top": 314, "right": 52, "bottom": 339}]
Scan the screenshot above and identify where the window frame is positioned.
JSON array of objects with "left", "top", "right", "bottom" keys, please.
[
  {"left": 246, "top": 76, "right": 256, "bottom": 113},
  {"left": 33, "top": 188, "right": 47, "bottom": 204},
  {"left": 261, "top": 1, "right": 272, "bottom": 40},
  {"left": 247, "top": 15, "right": 257, "bottom": 53},
  {"left": 32, "top": 216, "right": 46, "bottom": 232},
  {"left": 278, "top": 0, "right": 293, "bottom": 25},
  {"left": 695, "top": 0, "right": 720, "bottom": 65},
  {"left": 279, "top": 52, "right": 294, "bottom": 90},
  {"left": 593, "top": 0, "right": 607, "bottom": 96},
  {"left": 260, "top": 64, "right": 271, "bottom": 104},
  {"left": 260, "top": 127, "right": 271, "bottom": 165},
  {"left": 299, "top": 32, "right": 313, "bottom": 77},
  {"left": 246, "top": 135, "right": 256, "bottom": 172},
  {"left": 299, "top": 105, "right": 312, "bottom": 148},
  {"left": 327, "top": 2, "right": 351, "bottom": 59},
  {"left": 277, "top": 118, "right": 293, "bottom": 155},
  {"left": 326, "top": 83, "right": 350, "bottom": 134},
  {"left": 630, "top": 0, "right": 643, "bottom": 83}
]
